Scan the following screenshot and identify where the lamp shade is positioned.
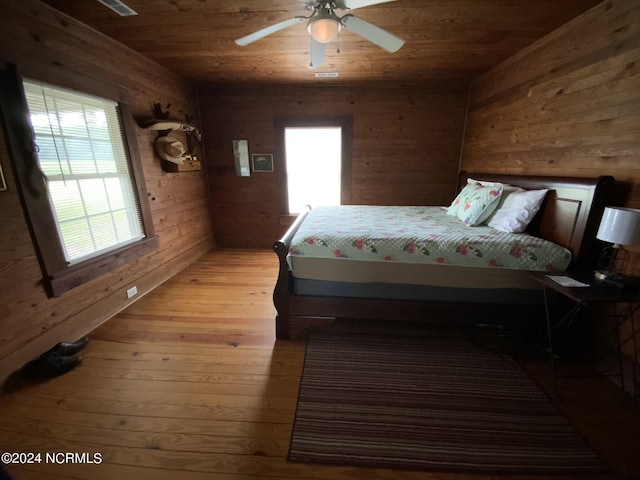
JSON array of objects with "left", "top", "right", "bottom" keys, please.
[
  {"left": 596, "top": 207, "right": 640, "bottom": 246},
  {"left": 308, "top": 14, "right": 340, "bottom": 43}
]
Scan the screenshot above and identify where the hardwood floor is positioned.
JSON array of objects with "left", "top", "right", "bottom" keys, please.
[{"left": 1, "top": 249, "right": 639, "bottom": 480}]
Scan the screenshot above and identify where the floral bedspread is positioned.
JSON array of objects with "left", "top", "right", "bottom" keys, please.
[{"left": 288, "top": 206, "right": 571, "bottom": 271}]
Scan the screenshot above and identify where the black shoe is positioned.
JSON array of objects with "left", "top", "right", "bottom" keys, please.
[
  {"left": 23, "top": 352, "right": 82, "bottom": 377},
  {"left": 45, "top": 336, "right": 89, "bottom": 357}
]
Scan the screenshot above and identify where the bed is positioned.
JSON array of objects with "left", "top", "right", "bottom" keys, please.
[{"left": 273, "top": 172, "right": 614, "bottom": 339}]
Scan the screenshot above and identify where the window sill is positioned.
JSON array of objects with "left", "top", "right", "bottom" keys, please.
[{"left": 47, "top": 236, "right": 159, "bottom": 297}]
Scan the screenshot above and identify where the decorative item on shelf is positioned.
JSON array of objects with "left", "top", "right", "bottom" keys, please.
[
  {"left": 143, "top": 119, "right": 202, "bottom": 142},
  {"left": 144, "top": 110, "right": 203, "bottom": 173},
  {"left": 154, "top": 136, "right": 201, "bottom": 172},
  {"left": 594, "top": 206, "right": 640, "bottom": 286},
  {"left": 155, "top": 136, "right": 185, "bottom": 164}
]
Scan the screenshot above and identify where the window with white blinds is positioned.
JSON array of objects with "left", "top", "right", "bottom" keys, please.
[{"left": 23, "top": 80, "right": 145, "bottom": 264}]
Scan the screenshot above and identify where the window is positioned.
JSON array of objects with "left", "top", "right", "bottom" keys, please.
[
  {"left": 276, "top": 116, "right": 352, "bottom": 216},
  {"left": 285, "top": 127, "right": 342, "bottom": 214},
  {"left": 0, "top": 64, "right": 156, "bottom": 296},
  {"left": 23, "top": 80, "right": 145, "bottom": 264}
]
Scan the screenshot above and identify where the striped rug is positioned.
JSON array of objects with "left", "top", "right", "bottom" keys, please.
[{"left": 289, "top": 331, "right": 607, "bottom": 474}]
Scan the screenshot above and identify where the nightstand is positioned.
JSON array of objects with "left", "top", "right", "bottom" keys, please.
[{"left": 527, "top": 271, "right": 640, "bottom": 398}]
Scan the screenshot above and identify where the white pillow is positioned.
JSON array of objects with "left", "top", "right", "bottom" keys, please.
[{"left": 486, "top": 187, "right": 548, "bottom": 233}]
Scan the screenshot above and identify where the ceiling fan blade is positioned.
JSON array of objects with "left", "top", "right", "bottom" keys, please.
[
  {"left": 341, "top": 14, "right": 405, "bottom": 52},
  {"left": 309, "top": 39, "right": 326, "bottom": 68},
  {"left": 235, "top": 16, "right": 305, "bottom": 46},
  {"left": 338, "top": 0, "right": 397, "bottom": 10}
]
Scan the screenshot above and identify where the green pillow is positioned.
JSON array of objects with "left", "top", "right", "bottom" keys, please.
[{"left": 447, "top": 179, "right": 504, "bottom": 226}]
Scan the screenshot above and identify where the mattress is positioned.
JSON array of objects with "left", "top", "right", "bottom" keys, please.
[
  {"left": 290, "top": 257, "right": 541, "bottom": 289},
  {"left": 288, "top": 206, "right": 572, "bottom": 288}
]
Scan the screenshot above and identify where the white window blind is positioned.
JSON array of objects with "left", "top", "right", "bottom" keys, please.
[{"left": 23, "top": 80, "right": 145, "bottom": 264}]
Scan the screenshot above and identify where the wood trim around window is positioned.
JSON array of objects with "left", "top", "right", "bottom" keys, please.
[
  {"left": 0, "top": 63, "right": 157, "bottom": 297},
  {"left": 275, "top": 115, "right": 352, "bottom": 216}
]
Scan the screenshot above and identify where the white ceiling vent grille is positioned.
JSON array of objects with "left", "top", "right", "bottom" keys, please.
[
  {"left": 315, "top": 72, "right": 339, "bottom": 78},
  {"left": 97, "top": 0, "right": 138, "bottom": 16}
]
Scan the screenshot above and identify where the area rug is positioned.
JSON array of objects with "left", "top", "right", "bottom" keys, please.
[{"left": 288, "top": 331, "right": 607, "bottom": 475}]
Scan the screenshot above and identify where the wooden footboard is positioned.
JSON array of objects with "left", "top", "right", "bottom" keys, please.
[{"left": 273, "top": 207, "right": 310, "bottom": 339}]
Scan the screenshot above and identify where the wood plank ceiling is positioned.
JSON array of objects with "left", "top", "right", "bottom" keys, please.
[{"left": 38, "top": 0, "right": 601, "bottom": 86}]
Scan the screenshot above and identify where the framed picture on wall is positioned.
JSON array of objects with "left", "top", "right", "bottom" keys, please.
[
  {"left": 0, "top": 162, "right": 6, "bottom": 191},
  {"left": 251, "top": 153, "right": 274, "bottom": 172}
]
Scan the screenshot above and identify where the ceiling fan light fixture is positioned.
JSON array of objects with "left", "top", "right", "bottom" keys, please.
[{"left": 307, "top": 13, "right": 341, "bottom": 43}]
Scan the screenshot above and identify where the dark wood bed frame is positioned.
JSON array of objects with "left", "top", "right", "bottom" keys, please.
[{"left": 272, "top": 172, "right": 614, "bottom": 340}]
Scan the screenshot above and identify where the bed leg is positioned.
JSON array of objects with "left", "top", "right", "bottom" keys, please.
[{"left": 275, "top": 315, "right": 290, "bottom": 340}]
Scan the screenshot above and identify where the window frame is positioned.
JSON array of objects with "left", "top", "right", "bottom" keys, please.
[
  {"left": 275, "top": 115, "right": 352, "bottom": 218},
  {"left": 0, "top": 64, "right": 157, "bottom": 297}
]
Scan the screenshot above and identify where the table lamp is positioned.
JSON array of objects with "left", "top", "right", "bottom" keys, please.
[{"left": 594, "top": 206, "right": 640, "bottom": 281}]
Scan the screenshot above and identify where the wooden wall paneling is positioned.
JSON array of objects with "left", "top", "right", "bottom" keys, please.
[
  {"left": 0, "top": 0, "right": 215, "bottom": 379},
  {"left": 461, "top": 0, "right": 640, "bottom": 182},
  {"left": 460, "top": 0, "right": 640, "bottom": 391},
  {"left": 469, "top": 0, "right": 640, "bottom": 107},
  {"left": 199, "top": 84, "right": 468, "bottom": 247}
]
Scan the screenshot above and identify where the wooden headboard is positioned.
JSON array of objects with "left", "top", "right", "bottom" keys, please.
[{"left": 458, "top": 172, "right": 614, "bottom": 270}]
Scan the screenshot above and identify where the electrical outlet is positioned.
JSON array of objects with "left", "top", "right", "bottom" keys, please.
[{"left": 126, "top": 286, "right": 138, "bottom": 299}]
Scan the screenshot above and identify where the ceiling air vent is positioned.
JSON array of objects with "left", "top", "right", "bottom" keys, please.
[
  {"left": 97, "top": 0, "right": 138, "bottom": 16},
  {"left": 315, "top": 72, "right": 339, "bottom": 78}
]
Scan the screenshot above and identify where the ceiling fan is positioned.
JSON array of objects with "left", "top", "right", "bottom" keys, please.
[{"left": 234, "top": 0, "right": 405, "bottom": 68}]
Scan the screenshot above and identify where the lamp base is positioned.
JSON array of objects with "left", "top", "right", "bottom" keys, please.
[
  {"left": 596, "top": 245, "right": 628, "bottom": 276},
  {"left": 593, "top": 270, "right": 640, "bottom": 290}
]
